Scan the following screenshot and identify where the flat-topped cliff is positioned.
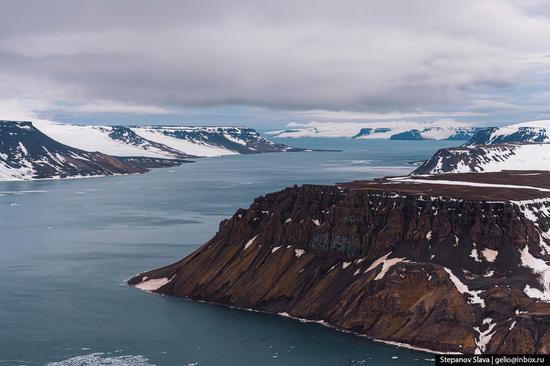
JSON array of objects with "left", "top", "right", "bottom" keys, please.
[{"left": 130, "top": 172, "right": 550, "bottom": 354}]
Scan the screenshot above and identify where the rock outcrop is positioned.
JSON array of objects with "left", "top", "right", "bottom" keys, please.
[{"left": 130, "top": 174, "right": 550, "bottom": 354}]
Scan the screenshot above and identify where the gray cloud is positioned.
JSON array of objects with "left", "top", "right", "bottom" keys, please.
[{"left": 0, "top": 0, "right": 550, "bottom": 122}]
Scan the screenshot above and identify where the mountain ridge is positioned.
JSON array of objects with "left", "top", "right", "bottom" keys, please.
[
  {"left": 0, "top": 120, "right": 302, "bottom": 181},
  {"left": 0, "top": 120, "right": 159, "bottom": 180}
]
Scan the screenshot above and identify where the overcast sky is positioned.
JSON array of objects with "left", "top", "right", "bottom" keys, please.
[{"left": 1, "top": 0, "right": 550, "bottom": 128}]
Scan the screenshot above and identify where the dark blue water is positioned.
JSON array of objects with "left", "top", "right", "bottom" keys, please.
[{"left": 0, "top": 139, "right": 460, "bottom": 366}]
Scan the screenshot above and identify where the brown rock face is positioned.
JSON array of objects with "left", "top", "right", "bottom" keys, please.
[{"left": 129, "top": 182, "right": 550, "bottom": 354}]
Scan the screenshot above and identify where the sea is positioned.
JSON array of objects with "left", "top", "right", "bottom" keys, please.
[{"left": 0, "top": 138, "right": 462, "bottom": 366}]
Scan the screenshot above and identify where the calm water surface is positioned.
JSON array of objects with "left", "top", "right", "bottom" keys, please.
[{"left": 0, "top": 139, "right": 460, "bottom": 366}]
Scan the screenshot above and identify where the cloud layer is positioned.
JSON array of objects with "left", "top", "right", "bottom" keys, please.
[{"left": 1, "top": 0, "right": 550, "bottom": 124}]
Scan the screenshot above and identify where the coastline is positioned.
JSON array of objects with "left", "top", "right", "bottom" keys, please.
[{"left": 130, "top": 283, "right": 456, "bottom": 356}]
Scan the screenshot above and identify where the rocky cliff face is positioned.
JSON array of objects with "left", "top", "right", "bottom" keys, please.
[{"left": 130, "top": 180, "right": 550, "bottom": 354}]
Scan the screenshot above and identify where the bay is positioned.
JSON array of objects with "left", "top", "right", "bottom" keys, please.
[{"left": 0, "top": 138, "right": 460, "bottom": 366}]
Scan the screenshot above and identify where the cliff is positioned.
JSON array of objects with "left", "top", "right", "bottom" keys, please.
[{"left": 129, "top": 172, "right": 550, "bottom": 354}]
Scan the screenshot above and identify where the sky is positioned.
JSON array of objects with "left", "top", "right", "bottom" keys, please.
[{"left": 1, "top": 0, "right": 550, "bottom": 129}]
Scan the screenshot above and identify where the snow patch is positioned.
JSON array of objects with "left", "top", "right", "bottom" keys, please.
[
  {"left": 481, "top": 248, "right": 498, "bottom": 262},
  {"left": 243, "top": 235, "right": 258, "bottom": 251},
  {"left": 520, "top": 246, "right": 550, "bottom": 300},
  {"left": 365, "top": 252, "right": 408, "bottom": 280},
  {"left": 474, "top": 318, "right": 497, "bottom": 354},
  {"left": 444, "top": 268, "right": 485, "bottom": 307},
  {"left": 470, "top": 248, "right": 481, "bottom": 262},
  {"left": 294, "top": 249, "right": 305, "bottom": 258},
  {"left": 134, "top": 276, "right": 173, "bottom": 291}
]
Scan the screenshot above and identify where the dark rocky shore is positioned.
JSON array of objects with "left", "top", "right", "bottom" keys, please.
[{"left": 130, "top": 171, "right": 550, "bottom": 354}]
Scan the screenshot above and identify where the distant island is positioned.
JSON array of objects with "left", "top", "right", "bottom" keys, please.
[
  {"left": 0, "top": 120, "right": 303, "bottom": 181},
  {"left": 267, "top": 122, "right": 483, "bottom": 140}
]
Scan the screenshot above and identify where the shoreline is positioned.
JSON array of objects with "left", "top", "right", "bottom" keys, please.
[{"left": 129, "top": 283, "right": 456, "bottom": 356}]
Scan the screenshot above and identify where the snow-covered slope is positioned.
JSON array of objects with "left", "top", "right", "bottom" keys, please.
[
  {"left": 131, "top": 127, "right": 238, "bottom": 157},
  {"left": 0, "top": 120, "right": 302, "bottom": 180},
  {"left": 33, "top": 121, "right": 192, "bottom": 158},
  {"left": 34, "top": 121, "right": 297, "bottom": 158},
  {"left": 0, "top": 121, "right": 147, "bottom": 180},
  {"left": 133, "top": 126, "right": 299, "bottom": 157},
  {"left": 467, "top": 120, "right": 550, "bottom": 145},
  {"left": 414, "top": 120, "right": 550, "bottom": 175},
  {"left": 267, "top": 122, "right": 479, "bottom": 140},
  {"left": 413, "top": 143, "right": 550, "bottom": 175}
]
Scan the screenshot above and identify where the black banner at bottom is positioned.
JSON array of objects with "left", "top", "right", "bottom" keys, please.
[{"left": 436, "top": 355, "right": 549, "bottom": 366}]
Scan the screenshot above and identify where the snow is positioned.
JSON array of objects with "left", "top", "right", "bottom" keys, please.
[
  {"left": 426, "top": 231, "right": 432, "bottom": 240},
  {"left": 391, "top": 176, "right": 550, "bottom": 193},
  {"left": 271, "top": 246, "right": 282, "bottom": 253},
  {"left": 17, "top": 142, "right": 28, "bottom": 155},
  {"left": 483, "top": 270, "right": 495, "bottom": 277},
  {"left": 223, "top": 133, "right": 247, "bottom": 146},
  {"left": 33, "top": 120, "right": 170, "bottom": 158},
  {"left": 443, "top": 267, "right": 485, "bottom": 307},
  {"left": 32, "top": 121, "right": 264, "bottom": 158},
  {"left": 512, "top": 199, "right": 550, "bottom": 255},
  {"left": 519, "top": 246, "right": 550, "bottom": 300},
  {"left": 474, "top": 318, "right": 496, "bottom": 354},
  {"left": 481, "top": 248, "right": 498, "bottom": 262},
  {"left": 133, "top": 127, "right": 238, "bottom": 157},
  {"left": 312, "top": 219, "right": 320, "bottom": 226},
  {"left": 342, "top": 261, "right": 351, "bottom": 269},
  {"left": 294, "top": 249, "right": 305, "bottom": 258},
  {"left": 266, "top": 121, "right": 475, "bottom": 140},
  {"left": 365, "top": 252, "right": 408, "bottom": 280},
  {"left": 470, "top": 248, "right": 481, "bottom": 262},
  {"left": 243, "top": 235, "right": 258, "bottom": 251},
  {"left": 134, "top": 276, "right": 173, "bottom": 291}
]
